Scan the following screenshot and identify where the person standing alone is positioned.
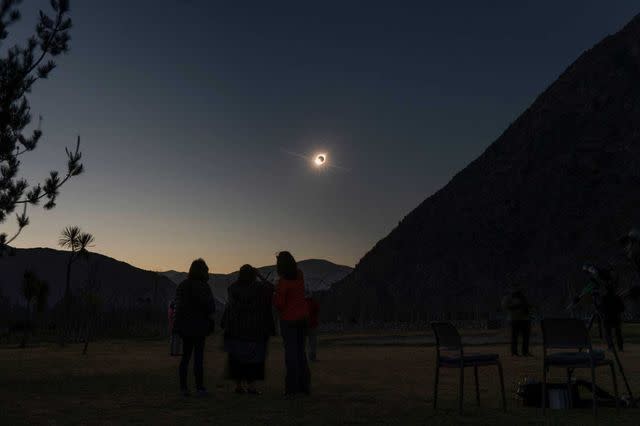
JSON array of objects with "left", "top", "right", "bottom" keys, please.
[
  {"left": 173, "top": 258, "right": 216, "bottom": 397},
  {"left": 502, "top": 285, "right": 531, "bottom": 356}
]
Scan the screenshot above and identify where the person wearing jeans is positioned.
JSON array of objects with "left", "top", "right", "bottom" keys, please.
[
  {"left": 180, "top": 336, "right": 205, "bottom": 391},
  {"left": 174, "top": 258, "right": 216, "bottom": 397},
  {"left": 273, "top": 251, "right": 310, "bottom": 397},
  {"left": 305, "top": 295, "right": 320, "bottom": 361},
  {"left": 280, "top": 319, "right": 310, "bottom": 395}
]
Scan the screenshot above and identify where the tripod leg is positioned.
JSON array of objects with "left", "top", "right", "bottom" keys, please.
[
  {"left": 610, "top": 363, "right": 620, "bottom": 414},
  {"left": 591, "top": 365, "right": 597, "bottom": 418},
  {"left": 542, "top": 364, "right": 547, "bottom": 416},
  {"left": 587, "top": 314, "right": 596, "bottom": 334},
  {"left": 566, "top": 368, "right": 573, "bottom": 409},
  {"left": 610, "top": 344, "right": 635, "bottom": 407},
  {"left": 597, "top": 317, "right": 603, "bottom": 340},
  {"left": 497, "top": 362, "right": 506, "bottom": 413}
]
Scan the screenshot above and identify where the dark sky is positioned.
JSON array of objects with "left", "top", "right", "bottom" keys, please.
[{"left": 11, "top": 1, "right": 640, "bottom": 272}]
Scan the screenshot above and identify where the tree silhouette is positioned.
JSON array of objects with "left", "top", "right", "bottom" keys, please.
[
  {"left": 20, "top": 269, "right": 48, "bottom": 347},
  {"left": 79, "top": 261, "right": 102, "bottom": 355},
  {"left": 58, "top": 225, "right": 94, "bottom": 308},
  {"left": 0, "top": 0, "right": 83, "bottom": 256}
]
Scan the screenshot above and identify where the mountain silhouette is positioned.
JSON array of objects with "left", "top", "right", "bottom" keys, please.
[
  {"left": 1, "top": 248, "right": 175, "bottom": 309},
  {"left": 326, "top": 13, "right": 640, "bottom": 322},
  {"left": 161, "top": 259, "right": 353, "bottom": 304}
]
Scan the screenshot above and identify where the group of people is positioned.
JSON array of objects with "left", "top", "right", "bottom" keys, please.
[
  {"left": 168, "top": 230, "right": 639, "bottom": 398},
  {"left": 169, "top": 251, "right": 320, "bottom": 398},
  {"left": 502, "top": 281, "right": 626, "bottom": 357}
]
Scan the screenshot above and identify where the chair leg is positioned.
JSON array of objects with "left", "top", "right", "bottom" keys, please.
[
  {"left": 610, "top": 363, "right": 620, "bottom": 414},
  {"left": 497, "top": 362, "right": 506, "bottom": 412},
  {"left": 459, "top": 366, "right": 464, "bottom": 415},
  {"left": 474, "top": 365, "right": 480, "bottom": 406},
  {"left": 433, "top": 364, "right": 439, "bottom": 410},
  {"left": 566, "top": 368, "right": 573, "bottom": 409},
  {"left": 591, "top": 366, "right": 597, "bottom": 418},
  {"left": 542, "top": 364, "right": 547, "bottom": 416}
]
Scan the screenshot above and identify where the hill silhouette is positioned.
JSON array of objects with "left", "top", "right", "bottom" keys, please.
[
  {"left": 0, "top": 248, "right": 175, "bottom": 310},
  {"left": 326, "top": 13, "right": 640, "bottom": 322},
  {"left": 162, "top": 259, "right": 352, "bottom": 304}
]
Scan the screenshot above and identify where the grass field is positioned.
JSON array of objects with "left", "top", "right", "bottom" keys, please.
[{"left": 1, "top": 328, "right": 640, "bottom": 425}]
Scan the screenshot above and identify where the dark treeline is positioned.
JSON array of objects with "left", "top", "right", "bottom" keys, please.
[{"left": 0, "top": 294, "right": 172, "bottom": 347}]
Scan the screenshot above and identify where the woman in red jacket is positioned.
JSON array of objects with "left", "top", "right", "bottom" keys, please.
[{"left": 272, "top": 251, "right": 310, "bottom": 396}]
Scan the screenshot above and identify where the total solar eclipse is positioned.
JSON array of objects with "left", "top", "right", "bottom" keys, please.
[{"left": 314, "top": 154, "right": 327, "bottom": 166}]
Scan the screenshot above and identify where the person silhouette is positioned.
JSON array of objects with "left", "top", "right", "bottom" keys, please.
[
  {"left": 222, "top": 265, "right": 275, "bottom": 395},
  {"left": 273, "top": 251, "right": 311, "bottom": 397},
  {"left": 501, "top": 284, "right": 531, "bottom": 356},
  {"left": 173, "top": 258, "right": 216, "bottom": 397},
  {"left": 602, "top": 281, "right": 625, "bottom": 351}
]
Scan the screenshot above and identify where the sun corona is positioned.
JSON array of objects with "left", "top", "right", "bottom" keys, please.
[{"left": 314, "top": 153, "right": 327, "bottom": 167}]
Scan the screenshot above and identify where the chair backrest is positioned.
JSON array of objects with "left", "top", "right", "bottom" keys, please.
[
  {"left": 431, "top": 321, "right": 462, "bottom": 350},
  {"left": 541, "top": 318, "right": 591, "bottom": 350}
]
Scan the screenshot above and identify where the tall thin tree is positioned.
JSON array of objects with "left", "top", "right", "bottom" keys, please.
[{"left": 58, "top": 226, "right": 94, "bottom": 309}]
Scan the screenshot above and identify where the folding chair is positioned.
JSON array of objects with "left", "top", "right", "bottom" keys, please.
[
  {"left": 541, "top": 318, "right": 620, "bottom": 417},
  {"left": 431, "top": 322, "right": 506, "bottom": 414}
]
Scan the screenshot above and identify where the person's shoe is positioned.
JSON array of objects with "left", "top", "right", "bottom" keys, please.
[
  {"left": 180, "top": 388, "right": 191, "bottom": 397},
  {"left": 511, "top": 353, "right": 520, "bottom": 357},
  {"left": 523, "top": 352, "right": 533, "bottom": 357},
  {"left": 247, "top": 388, "right": 262, "bottom": 396},
  {"left": 195, "top": 388, "right": 209, "bottom": 397},
  {"left": 283, "top": 392, "right": 296, "bottom": 400},
  {"left": 235, "top": 387, "right": 246, "bottom": 395}
]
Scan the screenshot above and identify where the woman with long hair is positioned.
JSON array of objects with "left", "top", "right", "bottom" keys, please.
[
  {"left": 273, "top": 251, "right": 310, "bottom": 396},
  {"left": 222, "top": 265, "right": 275, "bottom": 394},
  {"left": 173, "top": 258, "right": 216, "bottom": 397}
]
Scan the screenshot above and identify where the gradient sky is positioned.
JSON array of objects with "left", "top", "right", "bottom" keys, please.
[{"left": 8, "top": 1, "right": 640, "bottom": 273}]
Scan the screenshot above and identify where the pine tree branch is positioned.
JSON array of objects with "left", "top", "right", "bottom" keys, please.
[
  {"left": 14, "top": 171, "right": 71, "bottom": 204},
  {"left": 4, "top": 204, "right": 26, "bottom": 245},
  {"left": 21, "top": 10, "right": 63, "bottom": 80}
]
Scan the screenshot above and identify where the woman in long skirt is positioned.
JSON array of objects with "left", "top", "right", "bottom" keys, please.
[{"left": 222, "top": 265, "right": 275, "bottom": 394}]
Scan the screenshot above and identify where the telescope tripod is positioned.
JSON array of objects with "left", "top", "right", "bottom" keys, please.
[{"left": 583, "top": 307, "right": 636, "bottom": 407}]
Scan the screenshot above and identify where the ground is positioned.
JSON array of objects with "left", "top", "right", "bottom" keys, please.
[{"left": 1, "top": 327, "right": 640, "bottom": 425}]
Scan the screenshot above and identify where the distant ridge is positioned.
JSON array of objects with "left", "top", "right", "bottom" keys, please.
[
  {"left": 325, "top": 13, "right": 640, "bottom": 322},
  {"left": 0, "top": 248, "right": 175, "bottom": 309},
  {"left": 161, "top": 259, "right": 353, "bottom": 304}
]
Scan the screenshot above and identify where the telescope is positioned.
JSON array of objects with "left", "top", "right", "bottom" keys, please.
[
  {"left": 565, "top": 261, "right": 636, "bottom": 406},
  {"left": 568, "top": 262, "right": 640, "bottom": 310},
  {"left": 566, "top": 263, "right": 615, "bottom": 310},
  {"left": 561, "top": 228, "right": 640, "bottom": 407}
]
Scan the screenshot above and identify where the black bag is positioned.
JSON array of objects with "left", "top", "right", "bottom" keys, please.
[
  {"left": 516, "top": 379, "right": 620, "bottom": 408},
  {"left": 517, "top": 382, "right": 578, "bottom": 408}
]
